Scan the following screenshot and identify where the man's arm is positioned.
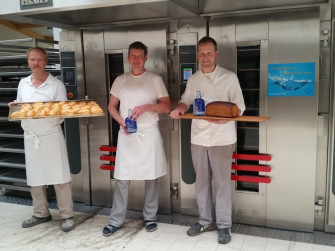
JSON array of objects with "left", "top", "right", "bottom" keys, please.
[
  {"left": 108, "top": 95, "right": 126, "bottom": 132},
  {"left": 130, "top": 96, "right": 171, "bottom": 119},
  {"left": 169, "top": 102, "right": 189, "bottom": 118}
]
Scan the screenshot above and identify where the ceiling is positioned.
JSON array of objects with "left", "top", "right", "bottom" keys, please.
[
  {"left": 0, "top": 19, "right": 53, "bottom": 40},
  {"left": 0, "top": 0, "right": 329, "bottom": 34}
]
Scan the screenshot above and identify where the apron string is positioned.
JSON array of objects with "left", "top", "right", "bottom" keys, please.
[
  {"left": 26, "top": 131, "right": 40, "bottom": 149},
  {"left": 25, "top": 126, "right": 61, "bottom": 149}
]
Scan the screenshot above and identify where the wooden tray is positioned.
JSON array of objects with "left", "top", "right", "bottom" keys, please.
[
  {"left": 175, "top": 113, "right": 270, "bottom": 122},
  {"left": 8, "top": 100, "right": 105, "bottom": 121}
]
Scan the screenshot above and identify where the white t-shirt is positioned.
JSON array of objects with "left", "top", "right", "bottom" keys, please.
[
  {"left": 110, "top": 71, "right": 169, "bottom": 129},
  {"left": 110, "top": 71, "right": 168, "bottom": 179},
  {"left": 17, "top": 73, "right": 67, "bottom": 132},
  {"left": 180, "top": 65, "right": 246, "bottom": 147}
]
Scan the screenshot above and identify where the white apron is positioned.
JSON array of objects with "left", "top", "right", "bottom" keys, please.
[
  {"left": 113, "top": 71, "right": 168, "bottom": 180},
  {"left": 24, "top": 125, "right": 71, "bottom": 186},
  {"left": 114, "top": 125, "right": 167, "bottom": 180}
]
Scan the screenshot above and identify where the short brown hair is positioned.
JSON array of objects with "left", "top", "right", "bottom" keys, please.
[
  {"left": 128, "top": 41, "right": 148, "bottom": 55},
  {"left": 197, "top": 36, "right": 217, "bottom": 51},
  {"left": 27, "top": 47, "right": 48, "bottom": 60}
]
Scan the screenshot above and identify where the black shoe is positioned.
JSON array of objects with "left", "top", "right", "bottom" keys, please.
[
  {"left": 187, "top": 222, "right": 216, "bottom": 236},
  {"left": 218, "top": 228, "right": 231, "bottom": 244},
  {"left": 103, "top": 224, "right": 122, "bottom": 237},
  {"left": 61, "top": 217, "right": 74, "bottom": 232},
  {"left": 22, "top": 215, "right": 52, "bottom": 228},
  {"left": 144, "top": 220, "right": 158, "bottom": 232}
]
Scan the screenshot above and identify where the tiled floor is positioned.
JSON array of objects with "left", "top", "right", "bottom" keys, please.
[
  {"left": 125, "top": 224, "right": 335, "bottom": 251},
  {"left": 1, "top": 201, "right": 335, "bottom": 251}
]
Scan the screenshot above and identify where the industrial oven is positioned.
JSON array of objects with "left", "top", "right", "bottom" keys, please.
[{"left": 0, "top": 0, "right": 334, "bottom": 233}]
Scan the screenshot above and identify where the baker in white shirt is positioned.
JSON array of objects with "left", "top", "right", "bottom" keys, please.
[
  {"left": 170, "top": 36, "right": 245, "bottom": 245},
  {"left": 103, "top": 41, "right": 171, "bottom": 237},
  {"left": 9, "top": 47, "right": 74, "bottom": 232}
]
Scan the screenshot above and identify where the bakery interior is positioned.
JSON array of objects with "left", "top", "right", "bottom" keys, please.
[{"left": 0, "top": 0, "right": 334, "bottom": 238}]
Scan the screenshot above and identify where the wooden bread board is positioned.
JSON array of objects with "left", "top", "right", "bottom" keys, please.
[{"left": 175, "top": 113, "right": 270, "bottom": 122}]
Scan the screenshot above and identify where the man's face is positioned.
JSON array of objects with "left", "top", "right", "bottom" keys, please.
[
  {"left": 196, "top": 42, "right": 218, "bottom": 72},
  {"left": 128, "top": 48, "right": 147, "bottom": 70},
  {"left": 27, "top": 49, "right": 47, "bottom": 73}
]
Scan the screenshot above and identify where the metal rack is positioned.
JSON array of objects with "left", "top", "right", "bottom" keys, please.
[{"left": 0, "top": 38, "right": 60, "bottom": 194}]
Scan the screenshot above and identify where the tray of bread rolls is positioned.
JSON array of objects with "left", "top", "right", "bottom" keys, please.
[{"left": 8, "top": 100, "right": 104, "bottom": 121}]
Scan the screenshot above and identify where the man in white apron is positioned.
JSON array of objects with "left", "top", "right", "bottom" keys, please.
[
  {"left": 9, "top": 47, "right": 74, "bottom": 232},
  {"left": 170, "top": 37, "right": 246, "bottom": 244},
  {"left": 103, "top": 41, "right": 171, "bottom": 237}
]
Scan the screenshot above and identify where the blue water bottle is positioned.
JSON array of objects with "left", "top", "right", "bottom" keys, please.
[
  {"left": 193, "top": 89, "right": 205, "bottom": 116},
  {"left": 125, "top": 108, "right": 137, "bottom": 133}
]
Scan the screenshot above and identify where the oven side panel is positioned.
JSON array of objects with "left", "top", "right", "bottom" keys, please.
[{"left": 266, "top": 10, "right": 320, "bottom": 231}]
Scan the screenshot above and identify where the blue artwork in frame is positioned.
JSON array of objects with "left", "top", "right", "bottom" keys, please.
[{"left": 268, "top": 62, "right": 315, "bottom": 97}]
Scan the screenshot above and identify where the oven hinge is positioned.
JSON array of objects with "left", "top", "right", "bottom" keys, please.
[
  {"left": 170, "top": 183, "right": 179, "bottom": 199},
  {"left": 314, "top": 199, "right": 323, "bottom": 215}
]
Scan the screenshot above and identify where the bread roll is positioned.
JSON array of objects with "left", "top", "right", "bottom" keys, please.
[
  {"left": 67, "top": 101, "right": 77, "bottom": 106},
  {"left": 32, "top": 102, "right": 43, "bottom": 108},
  {"left": 60, "top": 103, "right": 71, "bottom": 109},
  {"left": 35, "top": 107, "right": 48, "bottom": 116},
  {"left": 20, "top": 106, "right": 31, "bottom": 115},
  {"left": 77, "top": 108, "right": 90, "bottom": 114},
  {"left": 43, "top": 102, "right": 54, "bottom": 109},
  {"left": 10, "top": 111, "right": 25, "bottom": 118},
  {"left": 52, "top": 103, "right": 61, "bottom": 110},
  {"left": 77, "top": 101, "right": 86, "bottom": 107},
  {"left": 90, "top": 106, "right": 103, "bottom": 114},
  {"left": 21, "top": 103, "right": 32, "bottom": 109},
  {"left": 80, "top": 105, "right": 90, "bottom": 110},
  {"left": 33, "top": 105, "right": 43, "bottom": 112},
  {"left": 61, "top": 106, "right": 74, "bottom": 115},
  {"left": 26, "top": 110, "right": 36, "bottom": 117},
  {"left": 87, "top": 101, "right": 97, "bottom": 107},
  {"left": 48, "top": 108, "right": 60, "bottom": 116},
  {"left": 71, "top": 104, "right": 81, "bottom": 114},
  {"left": 58, "top": 101, "right": 66, "bottom": 106},
  {"left": 205, "top": 101, "right": 239, "bottom": 118}
]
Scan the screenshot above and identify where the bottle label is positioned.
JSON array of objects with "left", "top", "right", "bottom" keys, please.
[
  {"left": 193, "top": 98, "right": 205, "bottom": 116},
  {"left": 125, "top": 117, "right": 137, "bottom": 133}
]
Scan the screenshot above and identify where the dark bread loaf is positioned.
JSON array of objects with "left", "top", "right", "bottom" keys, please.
[{"left": 205, "top": 101, "right": 239, "bottom": 118}]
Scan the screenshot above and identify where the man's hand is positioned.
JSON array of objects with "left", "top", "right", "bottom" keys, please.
[
  {"left": 120, "top": 120, "right": 130, "bottom": 135},
  {"left": 8, "top": 100, "right": 17, "bottom": 107},
  {"left": 129, "top": 105, "right": 147, "bottom": 120},
  {"left": 170, "top": 102, "right": 188, "bottom": 119},
  {"left": 169, "top": 109, "right": 184, "bottom": 119}
]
